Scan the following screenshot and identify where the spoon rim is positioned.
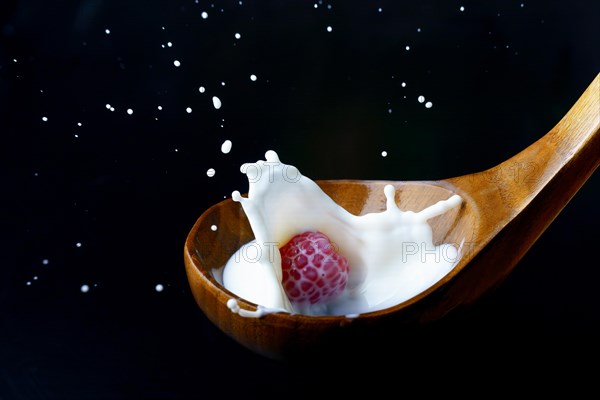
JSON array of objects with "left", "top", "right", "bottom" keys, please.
[{"left": 184, "top": 178, "right": 471, "bottom": 322}]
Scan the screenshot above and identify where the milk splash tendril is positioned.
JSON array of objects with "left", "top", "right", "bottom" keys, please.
[{"left": 220, "top": 151, "right": 463, "bottom": 317}]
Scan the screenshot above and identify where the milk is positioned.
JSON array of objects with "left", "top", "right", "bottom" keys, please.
[{"left": 220, "top": 151, "right": 463, "bottom": 317}]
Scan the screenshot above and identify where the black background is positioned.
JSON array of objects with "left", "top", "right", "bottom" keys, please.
[{"left": 2, "top": 0, "right": 599, "bottom": 398}]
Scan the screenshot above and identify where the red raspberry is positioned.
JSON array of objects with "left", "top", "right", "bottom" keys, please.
[{"left": 279, "top": 231, "right": 349, "bottom": 305}]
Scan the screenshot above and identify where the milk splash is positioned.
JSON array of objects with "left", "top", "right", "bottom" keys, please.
[{"left": 221, "top": 151, "right": 463, "bottom": 317}]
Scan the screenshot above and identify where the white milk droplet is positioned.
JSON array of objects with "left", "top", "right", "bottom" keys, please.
[
  {"left": 76, "top": 242, "right": 82, "bottom": 247},
  {"left": 110, "top": 107, "right": 115, "bottom": 112},
  {"left": 405, "top": 45, "right": 410, "bottom": 51},
  {"left": 155, "top": 284, "right": 164, "bottom": 292},
  {"left": 42, "top": 259, "right": 49, "bottom": 265},
  {"left": 425, "top": 101, "right": 433, "bottom": 108},
  {"left": 105, "top": 29, "right": 110, "bottom": 34},
  {"left": 199, "top": 86, "right": 206, "bottom": 93},
  {"left": 326, "top": 26, "right": 333, "bottom": 32},
  {"left": 221, "top": 139, "right": 232, "bottom": 154},
  {"left": 381, "top": 151, "right": 388, "bottom": 157},
  {"left": 207, "top": 168, "right": 216, "bottom": 177},
  {"left": 186, "top": 107, "right": 192, "bottom": 113},
  {"left": 401, "top": 82, "right": 406, "bottom": 87},
  {"left": 250, "top": 74, "right": 257, "bottom": 81},
  {"left": 234, "top": 33, "right": 241, "bottom": 39},
  {"left": 201, "top": 11, "right": 208, "bottom": 19},
  {"left": 77, "top": 122, "right": 82, "bottom": 126},
  {"left": 157, "top": 106, "right": 163, "bottom": 110},
  {"left": 105, "top": 104, "right": 111, "bottom": 109},
  {"left": 42, "top": 117, "right": 48, "bottom": 122},
  {"left": 127, "top": 109, "right": 133, "bottom": 115},
  {"left": 460, "top": 6, "right": 465, "bottom": 12},
  {"left": 211, "top": 225, "right": 218, "bottom": 231},
  {"left": 167, "top": 42, "right": 172, "bottom": 47},
  {"left": 418, "top": 95, "right": 425, "bottom": 103},
  {"left": 173, "top": 60, "right": 181, "bottom": 67},
  {"left": 212, "top": 96, "right": 222, "bottom": 109},
  {"left": 80, "top": 284, "right": 90, "bottom": 293}
]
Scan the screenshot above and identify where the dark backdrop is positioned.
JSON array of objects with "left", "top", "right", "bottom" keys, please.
[{"left": 2, "top": 1, "right": 599, "bottom": 398}]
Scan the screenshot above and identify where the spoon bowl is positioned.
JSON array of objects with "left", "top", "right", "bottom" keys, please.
[{"left": 184, "top": 73, "right": 599, "bottom": 360}]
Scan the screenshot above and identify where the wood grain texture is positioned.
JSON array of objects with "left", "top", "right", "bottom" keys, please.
[{"left": 184, "top": 73, "right": 599, "bottom": 360}]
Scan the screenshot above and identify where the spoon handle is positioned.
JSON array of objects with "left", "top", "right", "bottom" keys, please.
[
  {"left": 507, "top": 72, "right": 599, "bottom": 216},
  {"left": 430, "top": 73, "right": 599, "bottom": 317},
  {"left": 506, "top": 71, "right": 600, "bottom": 212},
  {"left": 452, "top": 72, "right": 599, "bottom": 228}
]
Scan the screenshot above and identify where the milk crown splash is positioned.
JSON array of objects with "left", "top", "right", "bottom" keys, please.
[{"left": 222, "top": 151, "right": 463, "bottom": 317}]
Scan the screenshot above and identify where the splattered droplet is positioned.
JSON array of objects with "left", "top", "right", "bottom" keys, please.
[{"left": 221, "top": 139, "right": 232, "bottom": 154}]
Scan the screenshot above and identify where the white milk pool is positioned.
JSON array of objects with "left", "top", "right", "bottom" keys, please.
[{"left": 218, "top": 151, "right": 463, "bottom": 317}]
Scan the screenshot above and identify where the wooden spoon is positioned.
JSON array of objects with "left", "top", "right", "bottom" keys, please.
[{"left": 184, "top": 73, "right": 599, "bottom": 360}]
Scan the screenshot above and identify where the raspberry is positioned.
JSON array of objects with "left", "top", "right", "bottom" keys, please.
[{"left": 279, "top": 231, "right": 349, "bottom": 305}]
